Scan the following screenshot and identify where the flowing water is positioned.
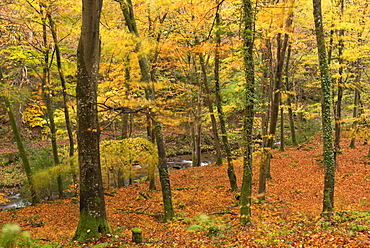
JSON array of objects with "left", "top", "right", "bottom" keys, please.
[{"left": 1, "top": 152, "right": 216, "bottom": 210}]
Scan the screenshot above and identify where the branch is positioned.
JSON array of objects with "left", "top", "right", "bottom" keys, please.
[{"left": 97, "top": 102, "right": 146, "bottom": 114}]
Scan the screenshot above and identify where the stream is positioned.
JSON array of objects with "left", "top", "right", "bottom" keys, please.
[
  {"left": 0, "top": 153, "right": 216, "bottom": 211},
  {"left": 0, "top": 193, "right": 31, "bottom": 211}
]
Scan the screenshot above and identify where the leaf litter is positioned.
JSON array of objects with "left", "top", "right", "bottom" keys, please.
[{"left": 0, "top": 137, "right": 370, "bottom": 247}]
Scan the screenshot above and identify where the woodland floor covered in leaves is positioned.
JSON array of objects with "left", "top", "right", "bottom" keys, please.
[{"left": 1, "top": 136, "right": 370, "bottom": 247}]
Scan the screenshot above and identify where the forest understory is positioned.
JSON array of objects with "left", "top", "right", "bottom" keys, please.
[{"left": 1, "top": 135, "right": 370, "bottom": 247}]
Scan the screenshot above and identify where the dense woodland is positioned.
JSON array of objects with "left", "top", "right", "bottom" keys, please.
[{"left": 0, "top": 0, "right": 370, "bottom": 246}]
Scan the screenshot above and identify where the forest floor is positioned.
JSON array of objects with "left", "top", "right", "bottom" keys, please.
[{"left": 1, "top": 135, "right": 370, "bottom": 247}]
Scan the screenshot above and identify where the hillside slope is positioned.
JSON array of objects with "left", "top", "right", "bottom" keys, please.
[{"left": 0, "top": 137, "right": 370, "bottom": 247}]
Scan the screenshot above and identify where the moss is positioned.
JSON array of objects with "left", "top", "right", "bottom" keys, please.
[
  {"left": 131, "top": 227, "right": 142, "bottom": 243},
  {"left": 72, "top": 210, "right": 111, "bottom": 242}
]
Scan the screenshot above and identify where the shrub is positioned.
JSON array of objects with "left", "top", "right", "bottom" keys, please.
[
  {"left": 0, "top": 223, "right": 32, "bottom": 248},
  {"left": 100, "top": 137, "right": 157, "bottom": 188}
]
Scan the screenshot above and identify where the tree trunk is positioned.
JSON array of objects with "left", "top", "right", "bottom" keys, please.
[
  {"left": 199, "top": 53, "right": 222, "bottom": 166},
  {"left": 240, "top": 0, "right": 255, "bottom": 225},
  {"left": 154, "top": 122, "right": 174, "bottom": 221},
  {"left": 47, "top": 12, "right": 77, "bottom": 193},
  {"left": 115, "top": 0, "right": 155, "bottom": 141},
  {"left": 334, "top": 0, "right": 345, "bottom": 154},
  {"left": 73, "top": 0, "right": 111, "bottom": 241},
  {"left": 1, "top": 69, "right": 39, "bottom": 205},
  {"left": 40, "top": 5, "right": 63, "bottom": 198},
  {"left": 279, "top": 100, "right": 285, "bottom": 151},
  {"left": 266, "top": 32, "right": 289, "bottom": 156},
  {"left": 312, "top": 0, "right": 336, "bottom": 215},
  {"left": 122, "top": 56, "right": 132, "bottom": 140},
  {"left": 115, "top": 0, "right": 157, "bottom": 188},
  {"left": 349, "top": 83, "right": 361, "bottom": 149},
  {"left": 259, "top": 0, "right": 294, "bottom": 200},
  {"left": 285, "top": 45, "right": 298, "bottom": 146},
  {"left": 214, "top": 4, "right": 237, "bottom": 191},
  {"left": 192, "top": 93, "right": 202, "bottom": 167}
]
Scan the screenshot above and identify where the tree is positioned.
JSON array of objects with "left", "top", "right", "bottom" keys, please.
[
  {"left": 114, "top": 0, "right": 174, "bottom": 219},
  {"left": 154, "top": 122, "right": 175, "bottom": 221},
  {"left": 46, "top": 9, "right": 77, "bottom": 190},
  {"left": 240, "top": 0, "right": 255, "bottom": 225},
  {"left": 73, "top": 0, "right": 111, "bottom": 241},
  {"left": 38, "top": 2, "right": 64, "bottom": 198},
  {"left": 1, "top": 68, "right": 39, "bottom": 206},
  {"left": 214, "top": 0, "right": 238, "bottom": 192},
  {"left": 312, "top": 0, "right": 336, "bottom": 215}
]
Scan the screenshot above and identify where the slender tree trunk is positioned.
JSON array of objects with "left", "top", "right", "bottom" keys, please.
[
  {"left": 115, "top": 0, "right": 155, "bottom": 141},
  {"left": 280, "top": 100, "right": 285, "bottom": 151},
  {"left": 214, "top": 3, "right": 237, "bottom": 191},
  {"left": 40, "top": 5, "right": 63, "bottom": 198},
  {"left": 259, "top": 0, "right": 294, "bottom": 200},
  {"left": 312, "top": 0, "right": 336, "bottom": 215},
  {"left": 285, "top": 45, "right": 298, "bottom": 146},
  {"left": 257, "top": 41, "right": 272, "bottom": 201},
  {"left": 192, "top": 93, "right": 202, "bottom": 167},
  {"left": 122, "top": 56, "right": 131, "bottom": 139},
  {"left": 115, "top": 0, "right": 157, "bottom": 188},
  {"left": 4, "top": 95, "right": 39, "bottom": 205},
  {"left": 73, "top": 0, "right": 111, "bottom": 241},
  {"left": 199, "top": 53, "right": 222, "bottom": 165},
  {"left": 240, "top": 0, "right": 255, "bottom": 225},
  {"left": 1, "top": 69, "right": 39, "bottom": 205},
  {"left": 266, "top": 32, "right": 289, "bottom": 154},
  {"left": 47, "top": 11, "right": 77, "bottom": 194},
  {"left": 349, "top": 84, "right": 361, "bottom": 149},
  {"left": 258, "top": 33, "right": 289, "bottom": 200},
  {"left": 334, "top": 0, "right": 345, "bottom": 153},
  {"left": 154, "top": 122, "right": 174, "bottom": 221}
]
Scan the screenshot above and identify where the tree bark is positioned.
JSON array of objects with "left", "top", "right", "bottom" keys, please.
[
  {"left": 47, "top": 11, "right": 77, "bottom": 193},
  {"left": 214, "top": 3, "right": 237, "bottom": 191},
  {"left": 40, "top": 4, "right": 63, "bottom": 198},
  {"left": 312, "top": 0, "right": 336, "bottom": 215},
  {"left": 279, "top": 98, "right": 285, "bottom": 152},
  {"left": 154, "top": 122, "right": 174, "bottom": 221},
  {"left": 115, "top": 0, "right": 155, "bottom": 141},
  {"left": 349, "top": 79, "right": 361, "bottom": 149},
  {"left": 285, "top": 45, "right": 298, "bottom": 146},
  {"left": 73, "top": 0, "right": 111, "bottom": 241},
  {"left": 334, "top": 0, "right": 345, "bottom": 154},
  {"left": 199, "top": 53, "right": 222, "bottom": 166},
  {"left": 191, "top": 93, "right": 202, "bottom": 167},
  {"left": 240, "top": 0, "right": 255, "bottom": 225},
  {"left": 1, "top": 69, "right": 39, "bottom": 206},
  {"left": 115, "top": 0, "right": 157, "bottom": 188},
  {"left": 259, "top": 0, "right": 294, "bottom": 200}
]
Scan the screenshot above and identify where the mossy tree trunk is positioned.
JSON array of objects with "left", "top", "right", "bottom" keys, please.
[
  {"left": 115, "top": 0, "right": 157, "bottom": 188},
  {"left": 115, "top": 0, "right": 155, "bottom": 142},
  {"left": 39, "top": 4, "right": 64, "bottom": 198},
  {"left": 47, "top": 11, "right": 77, "bottom": 192},
  {"left": 312, "top": 0, "right": 336, "bottom": 215},
  {"left": 240, "top": 0, "right": 255, "bottom": 225},
  {"left": 1, "top": 69, "right": 39, "bottom": 206},
  {"left": 73, "top": 0, "right": 111, "bottom": 241},
  {"left": 214, "top": 2, "right": 238, "bottom": 191},
  {"left": 154, "top": 123, "right": 174, "bottom": 221},
  {"left": 334, "top": 0, "right": 345, "bottom": 154}
]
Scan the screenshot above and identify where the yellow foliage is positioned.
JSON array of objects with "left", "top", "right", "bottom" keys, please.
[
  {"left": 0, "top": 193, "right": 9, "bottom": 204},
  {"left": 100, "top": 138, "right": 158, "bottom": 188}
]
